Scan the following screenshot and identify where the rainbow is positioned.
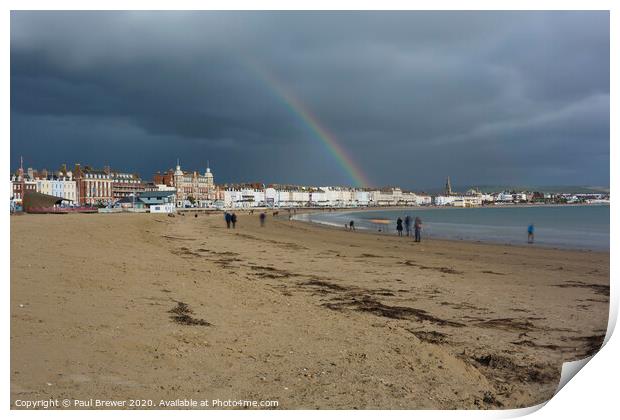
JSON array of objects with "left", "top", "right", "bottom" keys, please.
[{"left": 247, "top": 61, "right": 371, "bottom": 187}]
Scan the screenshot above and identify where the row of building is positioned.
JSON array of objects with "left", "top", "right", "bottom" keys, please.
[
  {"left": 10, "top": 160, "right": 216, "bottom": 208},
  {"left": 219, "top": 186, "right": 433, "bottom": 208},
  {"left": 10, "top": 161, "right": 609, "bottom": 210}
]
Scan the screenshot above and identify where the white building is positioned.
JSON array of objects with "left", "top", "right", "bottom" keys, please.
[
  {"left": 271, "top": 189, "right": 311, "bottom": 207},
  {"left": 480, "top": 193, "right": 495, "bottom": 203},
  {"left": 290, "top": 190, "right": 310, "bottom": 206},
  {"left": 415, "top": 194, "right": 432, "bottom": 205},
  {"left": 220, "top": 188, "right": 266, "bottom": 208},
  {"left": 264, "top": 187, "right": 278, "bottom": 207},
  {"left": 452, "top": 195, "right": 483, "bottom": 207},
  {"left": 435, "top": 194, "right": 482, "bottom": 207},
  {"left": 434, "top": 195, "right": 459, "bottom": 206},
  {"left": 223, "top": 189, "right": 244, "bottom": 208},
  {"left": 320, "top": 187, "right": 356, "bottom": 207},
  {"left": 370, "top": 188, "right": 403, "bottom": 206},
  {"left": 354, "top": 190, "right": 370, "bottom": 206},
  {"left": 496, "top": 192, "right": 515, "bottom": 202},
  {"left": 309, "top": 190, "right": 328, "bottom": 206},
  {"left": 276, "top": 190, "right": 292, "bottom": 206},
  {"left": 399, "top": 191, "right": 418, "bottom": 205},
  {"left": 240, "top": 188, "right": 265, "bottom": 207}
]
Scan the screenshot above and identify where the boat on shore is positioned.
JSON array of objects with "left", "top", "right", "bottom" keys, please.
[{"left": 25, "top": 206, "right": 98, "bottom": 214}]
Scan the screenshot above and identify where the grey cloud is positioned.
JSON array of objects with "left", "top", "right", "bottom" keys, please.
[{"left": 11, "top": 11, "right": 609, "bottom": 188}]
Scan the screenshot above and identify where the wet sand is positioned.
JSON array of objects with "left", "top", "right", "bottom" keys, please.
[{"left": 10, "top": 212, "right": 609, "bottom": 409}]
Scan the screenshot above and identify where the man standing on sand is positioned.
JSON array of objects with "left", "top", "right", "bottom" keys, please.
[
  {"left": 414, "top": 216, "right": 422, "bottom": 242},
  {"left": 396, "top": 217, "right": 403, "bottom": 237},
  {"left": 528, "top": 224, "right": 535, "bottom": 244},
  {"left": 224, "top": 212, "right": 232, "bottom": 229},
  {"left": 349, "top": 220, "right": 355, "bottom": 231},
  {"left": 260, "top": 212, "right": 266, "bottom": 227},
  {"left": 231, "top": 212, "right": 237, "bottom": 229}
]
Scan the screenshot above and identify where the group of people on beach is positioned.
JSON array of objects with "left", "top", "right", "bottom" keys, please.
[
  {"left": 345, "top": 215, "right": 423, "bottom": 242},
  {"left": 396, "top": 215, "right": 423, "bottom": 242},
  {"left": 224, "top": 212, "right": 238, "bottom": 228},
  {"left": 223, "top": 209, "right": 294, "bottom": 229}
]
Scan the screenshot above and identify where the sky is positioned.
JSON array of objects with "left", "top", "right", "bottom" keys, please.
[{"left": 10, "top": 11, "right": 609, "bottom": 190}]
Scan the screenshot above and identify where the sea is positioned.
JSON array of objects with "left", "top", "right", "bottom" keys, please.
[{"left": 293, "top": 205, "right": 610, "bottom": 251}]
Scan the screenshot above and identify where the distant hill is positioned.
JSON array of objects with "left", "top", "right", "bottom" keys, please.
[{"left": 418, "top": 185, "right": 609, "bottom": 195}]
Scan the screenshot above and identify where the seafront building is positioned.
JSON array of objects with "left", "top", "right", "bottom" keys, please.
[
  {"left": 496, "top": 192, "right": 515, "bottom": 202},
  {"left": 434, "top": 192, "right": 488, "bottom": 207},
  {"left": 14, "top": 163, "right": 141, "bottom": 206},
  {"left": 10, "top": 159, "right": 70, "bottom": 205},
  {"left": 10, "top": 170, "right": 36, "bottom": 204},
  {"left": 277, "top": 188, "right": 311, "bottom": 207},
  {"left": 73, "top": 164, "right": 113, "bottom": 206},
  {"left": 368, "top": 188, "right": 429, "bottom": 206},
  {"left": 107, "top": 168, "right": 145, "bottom": 200},
  {"left": 34, "top": 172, "right": 77, "bottom": 203},
  {"left": 153, "top": 161, "right": 215, "bottom": 207}
]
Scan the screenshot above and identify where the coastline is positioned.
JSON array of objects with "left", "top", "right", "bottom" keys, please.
[
  {"left": 11, "top": 212, "right": 609, "bottom": 409},
  {"left": 290, "top": 216, "right": 606, "bottom": 254},
  {"left": 290, "top": 205, "right": 610, "bottom": 253}
]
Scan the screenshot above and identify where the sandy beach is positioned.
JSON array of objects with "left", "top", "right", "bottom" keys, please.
[{"left": 10, "top": 211, "right": 609, "bottom": 409}]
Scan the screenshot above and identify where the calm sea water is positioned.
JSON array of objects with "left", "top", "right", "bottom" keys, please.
[{"left": 294, "top": 205, "right": 610, "bottom": 251}]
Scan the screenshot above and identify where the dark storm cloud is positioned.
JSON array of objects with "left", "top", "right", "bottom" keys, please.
[{"left": 10, "top": 11, "right": 609, "bottom": 188}]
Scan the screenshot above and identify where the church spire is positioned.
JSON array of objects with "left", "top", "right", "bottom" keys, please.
[{"left": 445, "top": 176, "right": 453, "bottom": 195}]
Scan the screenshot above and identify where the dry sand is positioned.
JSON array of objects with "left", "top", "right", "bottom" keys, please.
[{"left": 10, "top": 211, "right": 609, "bottom": 409}]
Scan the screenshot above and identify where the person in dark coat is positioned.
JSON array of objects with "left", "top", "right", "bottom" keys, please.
[
  {"left": 231, "top": 212, "right": 237, "bottom": 229},
  {"left": 396, "top": 217, "right": 403, "bottom": 236},
  {"left": 224, "top": 212, "right": 232, "bottom": 228}
]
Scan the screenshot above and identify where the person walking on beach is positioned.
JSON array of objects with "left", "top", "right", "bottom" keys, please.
[
  {"left": 259, "top": 212, "right": 266, "bottom": 227},
  {"left": 527, "top": 224, "right": 535, "bottom": 244},
  {"left": 414, "top": 216, "right": 422, "bottom": 242},
  {"left": 404, "top": 215, "right": 412, "bottom": 236},
  {"left": 224, "top": 212, "right": 232, "bottom": 229},
  {"left": 396, "top": 217, "right": 403, "bottom": 236},
  {"left": 231, "top": 212, "right": 237, "bottom": 229},
  {"left": 349, "top": 220, "right": 355, "bottom": 231}
]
